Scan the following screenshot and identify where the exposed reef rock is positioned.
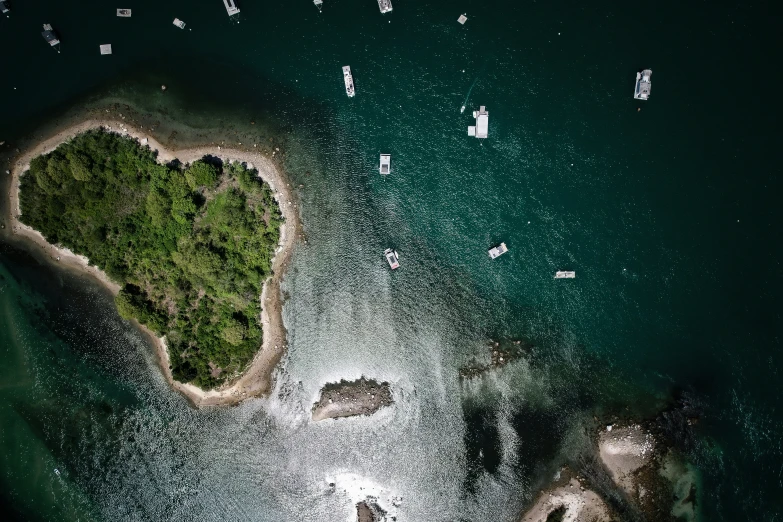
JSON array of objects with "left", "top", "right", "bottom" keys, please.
[
  {"left": 311, "top": 377, "right": 393, "bottom": 421},
  {"left": 518, "top": 473, "right": 611, "bottom": 522},
  {"left": 519, "top": 394, "right": 704, "bottom": 522},
  {"left": 356, "top": 499, "right": 388, "bottom": 522},
  {"left": 598, "top": 424, "right": 655, "bottom": 496},
  {"left": 459, "top": 339, "right": 532, "bottom": 379}
]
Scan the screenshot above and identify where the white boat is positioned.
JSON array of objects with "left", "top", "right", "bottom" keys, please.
[
  {"left": 173, "top": 18, "right": 186, "bottom": 29},
  {"left": 377, "top": 0, "right": 392, "bottom": 14},
  {"left": 1, "top": 1, "right": 10, "bottom": 15},
  {"left": 384, "top": 248, "right": 400, "bottom": 269},
  {"left": 342, "top": 66, "right": 355, "bottom": 97},
  {"left": 458, "top": 14, "right": 468, "bottom": 25},
  {"left": 468, "top": 106, "right": 489, "bottom": 138},
  {"left": 379, "top": 154, "right": 391, "bottom": 175},
  {"left": 223, "top": 0, "right": 240, "bottom": 16},
  {"left": 554, "top": 271, "right": 575, "bottom": 279},
  {"left": 54, "top": 468, "right": 60, "bottom": 476},
  {"left": 488, "top": 242, "right": 508, "bottom": 259},
  {"left": 634, "top": 69, "right": 652, "bottom": 100},
  {"left": 116, "top": 9, "right": 131, "bottom": 17},
  {"left": 314, "top": 0, "right": 323, "bottom": 10}
]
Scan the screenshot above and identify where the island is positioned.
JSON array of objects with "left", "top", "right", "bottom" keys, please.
[
  {"left": 8, "top": 121, "right": 299, "bottom": 406},
  {"left": 311, "top": 377, "right": 393, "bottom": 421}
]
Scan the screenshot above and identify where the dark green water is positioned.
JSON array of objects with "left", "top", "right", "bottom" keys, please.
[{"left": 1, "top": 0, "right": 782, "bottom": 520}]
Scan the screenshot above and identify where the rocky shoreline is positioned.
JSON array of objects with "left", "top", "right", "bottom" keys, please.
[
  {"left": 517, "top": 399, "right": 702, "bottom": 522},
  {"left": 311, "top": 377, "right": 393, "bottom": 422}
]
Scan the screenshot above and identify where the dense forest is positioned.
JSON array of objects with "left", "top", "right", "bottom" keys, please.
[{"left": 19, "top": 130, "right": 282, "bottom": 388}]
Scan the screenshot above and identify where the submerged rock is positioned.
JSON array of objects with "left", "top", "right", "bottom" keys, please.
[
  {"left": 311, "top": 377, "right": 393, "bottom": 421},
  {"left": 459, "top": 339, "right": 531, "bottom": 379}
]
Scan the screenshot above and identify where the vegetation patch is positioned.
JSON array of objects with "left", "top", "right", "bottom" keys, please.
[{"left": 19, "top": 130, "right": 282, "bottom": 388}]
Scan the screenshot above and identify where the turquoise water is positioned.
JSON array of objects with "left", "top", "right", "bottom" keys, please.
[{"left": 2, "top": 0, "right": 782, "bottom": 520}]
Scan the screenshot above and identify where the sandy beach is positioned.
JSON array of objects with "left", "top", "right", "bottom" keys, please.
[{"left": 5, "top": 118, "right": 300, "bottom": 407}]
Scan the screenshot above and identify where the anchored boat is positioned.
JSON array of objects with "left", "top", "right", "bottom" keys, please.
[
  {"left": 116, "top": 9, "right": 131, "bottom": 17},
  {"left": 468, "top": 106, "right": 489, "bottom": 138},
  {"left": 173, "top": 18, "right": 186, "bottom": 29},
  {"left": 554, "top": 271, "right": 575, "bottom": 279},
  {"left": 379, "top": 154, "right": 391, "bottom": 175},
  {"left": 384, "top": 248, "right": 400, "bottom": 269},
  {"left": 488, "top": 242, "right": 508, "bottom": 259},
  {"left": 634, "top": 69, "right": 652, "bottom": 100},
  {"left": 342, "top": 66, "right": 355, "bottom": 97},
  {"left": 41, "top": 24, "right": 60, "bottom": 52},
  {"left": 223, "top": 0, "right": 240, "bottom": 16},
  {"left": 377, "top": 0, "right": 392, "bottom": 14},
  {"left": 1, "top": 1, "right": 10, "bottom": 15}
]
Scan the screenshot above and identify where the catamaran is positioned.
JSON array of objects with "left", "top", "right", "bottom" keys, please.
[
  {"left": 377, "top": 0, "right": 392, "bottom": 14},
  {"left": 379, "top": 154, "right": 391, "bottom": 175},
  {"left": 173, "top": 18, "right": 186, "bottom": 29},
  {"left": 384, "top": 249, "right": 400, "bottom": 269},
  {"left": 488, "top": 242, "right": 508, "bottom": 259},
  {"left": 223, "top": 0, "right": 240, "bottom": 16},
  {"left": 634, "top": 69, "right": 652, "bottom": 100},
  {"left": 554, "top": 271, "right": 576, "bottom": 279},
  {"left": 342, "top": 66, "right": 355, "bottom": 97},
  {"left": 468, "top": 106, "right": 489, "bottom": 138}
]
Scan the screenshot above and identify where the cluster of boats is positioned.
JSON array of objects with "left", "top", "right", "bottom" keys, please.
[
  {"left": 384, "top": 240, "right": 575, "bottom": 279},
  {"left": 12, "top": 1, "right": 242, "bottom": 54}
]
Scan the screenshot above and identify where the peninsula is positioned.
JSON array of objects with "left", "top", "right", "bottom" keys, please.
[{"left": 7, "top": 120, "right": 299, "bottom": 406}]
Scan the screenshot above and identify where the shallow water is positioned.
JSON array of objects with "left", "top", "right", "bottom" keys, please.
[{"left": 2, "top": 0, "right": 783, "bottom": 520}]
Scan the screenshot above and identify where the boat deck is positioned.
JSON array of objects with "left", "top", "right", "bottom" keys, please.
[
  {"left": 223, "top": 0, "right": 240, "bottom": 16},
  {"left": 343, "top": 66, "right": 355, "bottom": 97},
  {"left": 379, "top": 154, "right": 391, "bottom": 174},
  {"left": 377, "top": 0, "right": 393, "bottom": 14}
]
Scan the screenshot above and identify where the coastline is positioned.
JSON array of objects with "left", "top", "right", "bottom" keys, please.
[{"left": 6, "top": 118, "right": 300, "bottom": 408}]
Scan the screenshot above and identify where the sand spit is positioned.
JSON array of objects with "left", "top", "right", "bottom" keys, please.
[
  {"left": 518, "top": 478, "right": 610, "bottom": 522},
  {"left": 5, "top": 118, "right": 300, "bottom": 408},
  {"left": 311, "top": 378, "right": 393, "bottom": 422}
]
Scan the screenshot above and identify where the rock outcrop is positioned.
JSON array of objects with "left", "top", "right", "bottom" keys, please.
[{"left": 312, "top": 377, "right": 393, "bottom": 421}]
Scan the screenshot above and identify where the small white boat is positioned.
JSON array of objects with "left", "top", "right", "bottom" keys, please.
[
  {"left": 54, "top": 468, "right": 60, "bottom": 476},
  {"left": 458, "top": 14, "right": 467, "bottom": 25},
  {"left": 173, "top": 18, "right": 186, "bottom": 29},
  {"left": 468, "top": 105, "right": 489, "bottom": 138},
  {"left": 116, "top": 9, "right": 131, "bottom": 17},
  {"left": 314, "top": 0, "right": 323, "bottom": 10},
  {"left": 554, "top": 271, "right": 575, "bottom": 279},
  {"left": 384, "top": 248, "right": 400, "bottom": 269},
  {"left": 460, "top": 105, "right": 466, "bottom": 113},
  {"left": 379, "top": 154, "right": 391, "bottom": 175},
  {"left": 634, "top": 69, "right": 652, "bottom": 100},
  {"left": 377, "top": 0, "right": 392, "bottom": 14},
  {"left": 1, "top": 1, "right": 10, "bottom": 15},
  {"left": 488, "top": 242, "right": 508, "bottom": 259},
  {"left": 342, "top": 66, "right": 355, "bottom": 97},
  {"left": 223, "top": 0, "right": 240, "bottom": 16}
]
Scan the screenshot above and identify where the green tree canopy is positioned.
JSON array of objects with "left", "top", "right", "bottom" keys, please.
[{"left": 19, "top": 130, "right": 283, "bottom": 389}]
